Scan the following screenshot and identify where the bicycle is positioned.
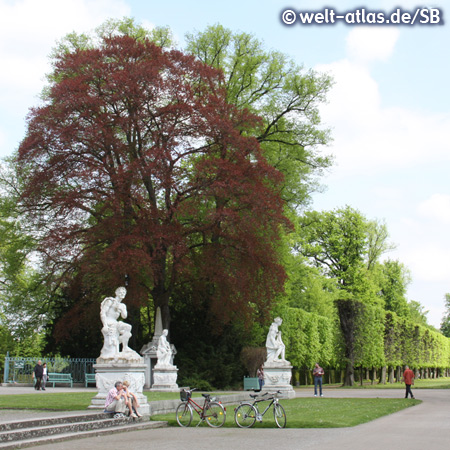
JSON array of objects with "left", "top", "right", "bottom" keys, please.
[
  {"left": 234, "top": 390, "right": 286, "bottom": 428},
  {"left": 176, "top": 388, "right": 226, "bottom": 427}
]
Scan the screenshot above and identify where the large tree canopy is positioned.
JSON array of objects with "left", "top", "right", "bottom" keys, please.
[
  {"left": 185, "top": 24, "right": 333, "bottom": 209},
  {"left": 16, "top": 34, "right": 288, "bottom": 331}
]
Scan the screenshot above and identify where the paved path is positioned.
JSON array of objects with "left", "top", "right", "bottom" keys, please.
[{"left": 0, "top": 387, "right": 449, "bottom": 449}]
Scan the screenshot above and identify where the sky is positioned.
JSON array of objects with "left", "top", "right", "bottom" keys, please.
[{"left": 0, "top": 0, "right": 449, "bottom": 327}]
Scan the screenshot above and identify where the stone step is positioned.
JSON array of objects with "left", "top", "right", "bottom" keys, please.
[
  {"left": 0, "top": 417, "right": 141, "bottom": 442},
  {"left": 0, "top": 412, "right": 110, "bottom": 432},
  {"left": 0, "top": 411, "right": 167, "bottom": 449},
  {"left": 0, "top": 420, "right": 166, "bottom": 449}
]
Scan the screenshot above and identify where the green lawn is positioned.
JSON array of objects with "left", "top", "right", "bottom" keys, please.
[
  {"left": 320, "top": 377, "right": 450, "bottom": 390},
  {"left": 0, "top": 383, "right": 432, "bottom": 427},
  {"left": 152, "top": 397, "right": 421, "bottom": 428},
  {"left": 0, "top": 391, "right": 214, "bottom": 411},
  {"left": 0, "top": 392, "right": 95, "bottom": 411}
]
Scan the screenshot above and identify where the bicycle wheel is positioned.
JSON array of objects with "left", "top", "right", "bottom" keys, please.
[
  {"left": 273, "top": 403, "right": 286, "bottom": 428},
  {"left": 176, "top": 402, "right": 193, "bottom": 427},
  {"left": 204, "top": 401, "right": 226, "bottom": 428},
  {"left": 234, "top": 403, "right": 257, "bottom": 428}
]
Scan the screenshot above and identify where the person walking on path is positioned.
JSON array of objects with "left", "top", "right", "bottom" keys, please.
[
  {"left": 41, "top": 363, "right": 48, "bottom": 390},
  {"left": 403, "top": 365, "right": 415, "bottom": 399},
  {"left": 33, "top": 360, "right": 44, "bottom": 391},
  {"left": 313, "top": 363, "right": 324, "bottom": 397},
  {"left": 257, "top": 364, "right": 264, "bottom": 390}
]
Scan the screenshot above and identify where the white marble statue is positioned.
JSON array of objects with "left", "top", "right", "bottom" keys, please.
[
  {"left": 99, "top": 286, "right": 140, "bottom": 361},
  {"left": 155, "top": 329, "right": 174, "bottom": 368},
  {"left": 265, "top": 317, "right": 289, "bottom": 364}
]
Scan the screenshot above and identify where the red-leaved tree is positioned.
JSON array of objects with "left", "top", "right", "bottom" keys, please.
[{"left": 17, "top": 35, "right": 288, "bottom": 332}]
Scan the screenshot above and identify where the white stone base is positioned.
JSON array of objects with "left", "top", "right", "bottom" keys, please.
[
  {"left": 150, "top": 367, "right": 179, "bottom": 392},
  {"left": 262, "top": 363, "right": 295, "bottom": 399},
  {"left": 89, "top": 362, "right": 150, "bottom": 415}
]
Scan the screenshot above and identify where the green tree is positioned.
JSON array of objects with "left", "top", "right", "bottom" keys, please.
[
  {"left": 185, "top": 24, "right": 333, "bottom": 209},
  {"left": 16, "top": 30, "right": 289, "bottom": 339},
  {"left": 440, "top": 293, "right": 450, "bottom": 337},
  {"left": 295, "top": 206, "right": 369, "bottom": 292},
  {"left": 379, "top": 259, "right": 411, "bottom": 317},
  {"left": 295, "top": 207, "right": 397, "bottom": 385},
  {"left": 0, "top": 160, "right": 49, "bottom": 339},
  {"left": 365, "top": 219, "right": 396, "bottom": 270},
  {"left": 408, "top": 300, "right": 429, "bottom": 327}
]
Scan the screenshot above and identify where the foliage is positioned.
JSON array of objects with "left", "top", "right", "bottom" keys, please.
[
  {"left": 49, "top": 17, "right": 173, "bottom": 62},
  {"left": 335, "top": 299, "right": 364, "bottom": 385},
  {"left": 379, "top": 259, "right": 411, "bottom": 317},
  {"left": 365, "top": 220, "right": 396, "bottom": 269},
  {"left": 408, "top": 300, "right": 430, "bottom": 327},
  {"left": 295, "top": 207, "right": 395, "bottom": 301},
  {"left": 295, "top": 207, "right": 369, "bottom": 292},
  {"left": 281, "top": 222, "right": 338, "bottom": 318},
  {"left": 281, "top": 307, "right": 337, "bottom": 369},
  {"left": 353, "top": 302, "right": 385, "bottom": 369},
  {"left": 384, "top": 311, "right": 450, "bottom": 369},
  {"left": 0, "top": 160, "right": 50, "bottom": 340},
  {"left": 46, "top": 356, "right": 70, "bottom": 373},
  {"left": 16, "top": 33, "right": 289, "bottom": 334},
  {"left": 170, "top": 288, "right": 252, "bottom": 389},
  {"left": 240, "top": 347, "right": 266, "bottom": 377},
  {"left": 178, "top": 377, "right": 214, "bottom": 392},
  {"left": 440, "top": 293, "right": 450, "bottom": 337},
  {"left": 185, "top": 24, "right": 333, "bottom": 209},
  {"left": 41, "top": 280, "right": 104, "bottom": 358}
]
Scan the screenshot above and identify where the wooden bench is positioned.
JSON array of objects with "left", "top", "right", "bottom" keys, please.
[
  {"left": 48, "top": 372, "right": 73, "bottom": 387},
  {"left": 85, "top": 373, "right": 96, "bottom": 387}
]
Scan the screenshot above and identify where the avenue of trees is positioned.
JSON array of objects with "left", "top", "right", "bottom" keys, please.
[{"left": 1, "top": 19, "right": 449, "bottom": 387}]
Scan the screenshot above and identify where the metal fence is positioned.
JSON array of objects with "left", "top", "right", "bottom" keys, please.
[{"left": 3, "top": 354, "right": 97, "bottom": 384}]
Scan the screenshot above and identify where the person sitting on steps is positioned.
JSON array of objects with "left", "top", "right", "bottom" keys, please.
[
  {"left": 104, "top": 381, "right": 136, "bottom": 418},
  {"left": 122, "top": 380, "right": 142, "bottom": 417}
]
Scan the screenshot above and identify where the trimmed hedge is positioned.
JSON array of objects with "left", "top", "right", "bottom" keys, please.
[{"left": 281, "top": 305, "right": 450, "bottom": 377}]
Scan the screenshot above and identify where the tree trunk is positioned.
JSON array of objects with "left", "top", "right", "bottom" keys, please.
[
  {"left": 336, "top": 299, "right": 364, "bottom": 387},
  {"left": 344, "top": 362, "right": 355, "bottom": 386},
  {"left": 380, "top": 366, "right": 386, "bottom": 384},
  {"left": 388, "top": 366, "right": 395, "bottom": 383},
  {"left": 396, "top": 366, "right": 401, "bottom": 382}
]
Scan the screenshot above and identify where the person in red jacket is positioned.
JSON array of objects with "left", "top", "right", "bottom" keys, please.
[{"left": 403, "top": 365, "right": 415, "bottom": 399}]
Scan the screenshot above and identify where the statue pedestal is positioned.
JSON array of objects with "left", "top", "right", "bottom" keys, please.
[
  {"left": 89, "top": 361, "right": 150, "bottom": 415},
  {"left": 262, "top": 363, "right": 295, "bottom": 399},
  {"left": 150, "top": 366, "right": 179, "bottom": 392}
]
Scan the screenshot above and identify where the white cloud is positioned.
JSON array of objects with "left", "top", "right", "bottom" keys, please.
[
  {"left": 0, "top": 0, "right": 130, "bottom": 88},
  {"left": 418, "top": 194, "right": 450, "bottom": 224},
  {"left": 0, "top": 0, "right": 131, "bottom": 157},
  {"left": 346, "top": 26, "right": 400, "bottom": 63},
  {"left": 313, "top": 25, "right": 450, "bottom": 328},
  {"left": 315, "top": 36, "right": 450, "bottom": 178},
  {"left": 402, "top": 244, "right": 450, "bottom": 282}
]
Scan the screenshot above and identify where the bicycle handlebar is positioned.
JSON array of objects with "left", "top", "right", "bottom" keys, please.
[{"left": 182, "top": 387, "right": 197, "bottom": 393}]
